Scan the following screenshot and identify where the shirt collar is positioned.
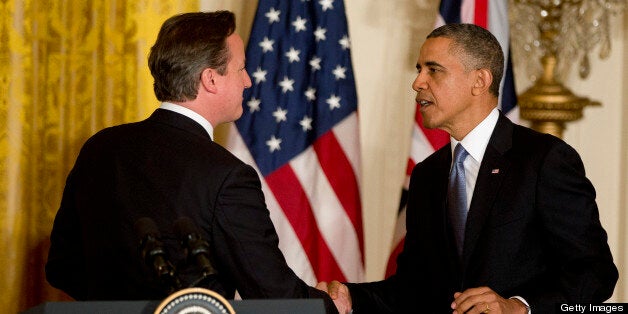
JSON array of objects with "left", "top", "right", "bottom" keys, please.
[
  {"left": 159, "top": 102, "right": 214, "bottom": 140},
  {"left": 450, "top": 108, "right": 499, "bottom": 164}
]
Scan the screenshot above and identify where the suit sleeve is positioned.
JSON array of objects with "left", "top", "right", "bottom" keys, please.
[
  {"left": 45, "top": 167, "right": 88, "bottom": 300},
  {"left": 346, "top": 158, "right": 440, "bottom": 314},
  {"left": 526, "top": 141, "right": 618, "bottom": 311},
  {"left": 210, "top": 163, "right": 337, "bottom": 314},
  {"left": 346, "top": 279, "right": 401, "bottom": 314}
]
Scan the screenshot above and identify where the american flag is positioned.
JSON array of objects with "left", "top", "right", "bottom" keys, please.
[
  {"left": 226, "top": 0, "right": 364, "bottom": 284},
  {"left": 385, "top": 0, "right": 518, "bottom": 277}
]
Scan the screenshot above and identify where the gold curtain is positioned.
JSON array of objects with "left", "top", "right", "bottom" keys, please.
[{"left": 0, "top": 0, "right": 197, "bottom": 312}]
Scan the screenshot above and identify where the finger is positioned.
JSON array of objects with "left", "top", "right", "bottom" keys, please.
[
  {"left": 332, "top": 297, "right": 351, "bottom": 314},
  {"left": 328, "top": 280, "right": 343, "bottom": 299},
  {"left": 315, "top": 281, "right": 328, "bottom": 292},
  {"left": 453, "top": 289, "right": 491, "bottom": 313},
  {"left": 453, "top": 286, "right": 493, "bottom": 305},
  {"left": 459, "top": 286, "right": 491, "bottom": 297},
  {"left": 477, "top": 301, "right": 491, "bottom": 314},
  {"left": 330, "top": 283, "right": 352, "bottom": 314},
  {"left": 456, "top": 301, "right": 488, "bottom": 314}
]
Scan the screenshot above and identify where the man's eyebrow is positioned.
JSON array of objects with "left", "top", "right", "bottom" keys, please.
[
  {"left": 425, "top": 61, "right": 443, "bottom": 68},
  {"left": 415, "top": 61, "right": 444, "bottom": 69},
  {"left": 416, "top": 61, "right": 444, "bottom": 70}
]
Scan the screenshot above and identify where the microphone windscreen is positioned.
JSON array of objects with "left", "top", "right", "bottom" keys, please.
[
  {"left": 173, "top": 216, "right": 199, "bottom": 239},
  {"left": 134, "top": 217, "right": 160, "bottom": 238}
]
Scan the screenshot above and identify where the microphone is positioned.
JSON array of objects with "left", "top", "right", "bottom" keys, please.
[
  {"left": 134, "top": 217, "right": 181, "bottom": 293},
  {"left": 173, "top": 216, "right": 216, "bottom": 287}
]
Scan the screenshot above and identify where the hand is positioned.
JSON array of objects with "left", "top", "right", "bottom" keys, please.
[
  {"left": 316, "top": 280, "right": 352, "bottom": 314},
  {"left": 451, "top": 287, "right": 527, "bottom": 314}
]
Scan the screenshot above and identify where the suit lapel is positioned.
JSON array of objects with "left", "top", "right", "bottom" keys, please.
[{"left": 462, "top": 113, "right": 513, "bottom": 269}]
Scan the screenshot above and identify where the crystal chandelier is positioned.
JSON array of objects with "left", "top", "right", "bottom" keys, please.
[
  {"left": 511, "top": 0, "right": 626, "bottom": 82},
  {"left": 509, "top": 0, "right": 626, "bottom": 138}
]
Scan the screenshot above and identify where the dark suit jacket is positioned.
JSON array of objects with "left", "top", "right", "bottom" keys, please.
[
  {"left": 347, "top": 112, "right": 617, "bottom": 313},
  {"left": 46, "top": 109, "right": 337, "bottom": 313}
]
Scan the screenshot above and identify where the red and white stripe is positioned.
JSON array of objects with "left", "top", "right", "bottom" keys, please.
[{"left": 227, "top": 112, "right": 364, "bottom": 284}]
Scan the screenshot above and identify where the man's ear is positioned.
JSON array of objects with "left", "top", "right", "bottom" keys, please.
[
  {"left": 472, "top": 68, "right": 493, "bottom": 96},
  {"left": 200, "top": 68, "right": 218, "bottom": 94}
]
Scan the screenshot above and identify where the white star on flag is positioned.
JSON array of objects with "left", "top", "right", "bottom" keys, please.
[
  {"left": 339, "top": 35, "right": 350, "bottom": 50},
  {"left": 259, "top": 37, "right": 275, "bottom": 53},
  {"left": 309, "top": 56, "right": 321, "bottom": 71},
  {"left": 305, "top": 87, "right": 316, "bottom": 101},
  {"left": 285, "top": 47, "right": 301, "bottom": 63},
  {"left": 332, "top": 65, "right": 346, "bottom": 80},
  {"left": 265, "top": 7, "right": 281, "bottom": 23},
  {"left": 272, "top": 107, "right": 288, "bottom": 123},
  {"left": 314, "top": 27, "right": 327, "bottom": 42},
  {"left": 326, "top": 94, "right": 341, "bottom": 110},
  {"left": 300, "top": 116, "right": 313, "bottom": 131},
  {"left": 252, "top": 67, "right": 267, "bottom": 83},
  {"left": 278, "top": 76, "right": 295, "bottom": 93},
  {"left": 247, "top": 98, "right": 261, "bottom": 113},
  {"left": 266, "top": 135, "right": 282, "bottom": 152},
  {"left": 292, "top": 16, "right": 307, "bottom": 32},
  {"left": 319, "top": 0, "right": 334, "bottom": 11}
]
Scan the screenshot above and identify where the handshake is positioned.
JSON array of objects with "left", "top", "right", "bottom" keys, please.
[{"left": 316, "top": 280, "right": 353, "bottom": 314}]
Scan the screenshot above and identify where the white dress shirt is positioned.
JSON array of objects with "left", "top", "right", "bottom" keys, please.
[
  {"left": 159, "top": 102, "right": 214, "bottom": 140},
  {"left": 449, "top": 107, "right": 532, "bottom": 313},
  {"left": 449, "top": 107, "right": 499, "bottom": 211}
]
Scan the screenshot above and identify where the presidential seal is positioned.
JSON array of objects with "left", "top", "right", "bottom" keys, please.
[{"left": 154, "top": 287, "right": 235, "bottom": 314}]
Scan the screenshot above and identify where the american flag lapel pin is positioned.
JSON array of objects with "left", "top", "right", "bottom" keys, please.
[{"left": 491, "top": 169, "right": 500, "bottom": 174}]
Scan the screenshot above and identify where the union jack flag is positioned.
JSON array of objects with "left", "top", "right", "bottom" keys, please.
[{"left": 227, "top": 0, "right": 364, "bottom": 284}]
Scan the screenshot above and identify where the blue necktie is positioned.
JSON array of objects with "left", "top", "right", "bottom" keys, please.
[{"left": 448, "top": 143, "right": 469, "bottom": 257}]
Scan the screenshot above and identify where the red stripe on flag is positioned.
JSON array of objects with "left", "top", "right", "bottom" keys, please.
[
  {"left": 385, "top": 237, "right": 405, "bottom": 278},
  {"left": 313, "top": 132, "right": 365, "bottom": 259},
  {"left": 415, "top": 106, "right": 450, "bottom": 150},
  {"left": 265, "top": 165, "right": 347, "bottom": 282},
  {"left": 406, "top": 159, "right": 415, "bottom": 177},
  {"left": 474, "top": 0, "right": 489, "bottom": 28}
]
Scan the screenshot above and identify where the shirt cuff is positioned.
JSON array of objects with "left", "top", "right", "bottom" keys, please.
[{"left": 510, "top": 296, "right": 531, "bottom": 314}]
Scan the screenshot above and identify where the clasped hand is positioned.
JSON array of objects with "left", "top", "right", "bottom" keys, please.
[
  {"left": 316, "top": 280, "right": 352, "bottom": 314},
  {"left": 316, "top": 283, "right": 528, "bottom": 314},
  {"left": 451, "top": 287, "right": 528, "bottom": 314}
]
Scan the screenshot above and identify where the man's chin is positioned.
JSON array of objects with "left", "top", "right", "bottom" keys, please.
[
  {"left": 420, "top": 114, "right": 436, "bottom": 129},
  {"left": 233, "top": 107, "right": 244, "bottom": 120}
]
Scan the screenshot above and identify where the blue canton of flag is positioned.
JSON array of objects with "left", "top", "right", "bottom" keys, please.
[{"left": 237, "top": 0, "right": 357, "bottom": 177}]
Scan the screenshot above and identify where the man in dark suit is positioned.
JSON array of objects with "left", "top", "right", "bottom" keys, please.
[
  {"left": 45, "top": 11, "right": 337, "bottom": 313},
  {"left": 317, "top": 23, "right": 618, "bottom": 313}
]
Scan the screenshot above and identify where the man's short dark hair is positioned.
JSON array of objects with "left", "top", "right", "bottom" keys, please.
[
  {"left": 427, "top": 23, "right": 504, "bottom": 97},
  {"left": 149, "top": 11, "right": 236, "bottom": 102}
]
